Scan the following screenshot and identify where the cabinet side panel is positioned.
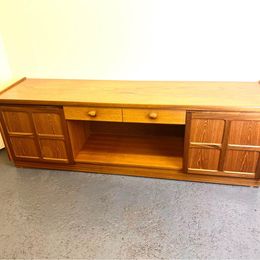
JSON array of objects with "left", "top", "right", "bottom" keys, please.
[{"left": 67, "top": 121, "right": 88, "bottom": 158}]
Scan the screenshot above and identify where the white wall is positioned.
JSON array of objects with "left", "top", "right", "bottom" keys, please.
[
  {"left": 0, "top": 34, "right": 12, "bottom": 149},
  {"left": 0, "top": 0, "right": 259, "bottom": 81}
]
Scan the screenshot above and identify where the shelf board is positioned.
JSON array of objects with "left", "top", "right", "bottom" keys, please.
[{"left": 75, "top": 134, "right": 183, "bottom": 170}]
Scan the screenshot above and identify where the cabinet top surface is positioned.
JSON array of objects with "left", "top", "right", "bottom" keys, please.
[{"left": 0, "top": 78, "right": 260, "bottom": 110}]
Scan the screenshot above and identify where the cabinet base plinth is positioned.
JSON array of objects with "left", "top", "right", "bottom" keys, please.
[{"left": 14, "top": 161, "right": 260, "bottom": 187}]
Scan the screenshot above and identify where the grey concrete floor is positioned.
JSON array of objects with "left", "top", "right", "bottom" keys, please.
[{"left": 0, "top": 150, "right": 260, "bottom": 259}]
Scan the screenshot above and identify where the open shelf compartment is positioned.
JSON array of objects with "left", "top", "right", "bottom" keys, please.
[{"left": 67, "top": 121, "right": 184, "bottom": 170}]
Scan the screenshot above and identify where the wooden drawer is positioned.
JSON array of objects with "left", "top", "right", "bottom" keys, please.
[
  {"left": 64, "top": 106, "right": 122, "bottom": 122},
  {"left": 123, "top": 108, "right": 186, "bottom": 124}
]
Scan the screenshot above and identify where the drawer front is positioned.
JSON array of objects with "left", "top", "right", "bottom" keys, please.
[
  {"left": 123, "top": 108, "right": 186, "bottom": 124},
  {"left": 64, "top": 106, "right": 122, "bottom": 122}
]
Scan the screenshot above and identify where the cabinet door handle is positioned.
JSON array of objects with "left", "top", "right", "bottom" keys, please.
[
  {"left": 88, "top": 110, "right": 97, "bottom": 117},
  {"left": 148, "top": 112, "right": 158, "bottom": 119}
]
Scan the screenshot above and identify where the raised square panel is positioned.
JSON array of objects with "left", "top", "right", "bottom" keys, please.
[
  {"left": 33, "top": 112, "right": 63, "bottom": 136},
  {"left": 228, "top": 121, "right": 260, "bottom": 146},
  {"left": 10, "top": 137, "right": 40, "bottom": 159},
  {"left": 3, "top": 111, "right": 33, "bottom": 134},
  {"left": 190, "top": 119, "right": 224, "bottom": 144},
  {"left": 40, "top": 139, "right": 68, "bottom": 161},
  {"left": 188, "top": 148, "right": 220, "bottom": 170},
  {"left": 224, "top": 150, "right": 259, "bottom": 174}
]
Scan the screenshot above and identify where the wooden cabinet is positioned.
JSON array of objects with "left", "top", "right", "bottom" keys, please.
[
  {"left": 0, "top": 106, "right": 72, "bottom": 163},
  {"left": 185, "top": 112, "right": 260, "bottom": 178},
  {"left": 1, "top": 78, "right": 260, "bottom": 186}
]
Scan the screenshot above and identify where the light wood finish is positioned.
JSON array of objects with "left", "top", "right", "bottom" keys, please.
[
  {"left": 64, "top": 106, "right": 122, "bottom": 122},
  {"left": 10, "top": 136, "right": 40, "bottom": 159},
  {"left": 229, "top": 120, "right": 260, "bottom": 146},
  {"left": 0, "top": 77, "right": 24, "bottom": 148},
  {"left": 75, "top": 134, "right": 183, "bottom": 170},
  {"left": 185, "top": 111, "right": 260, "bottom": 179},
  {"left": 3, "top": 111, "right": 33, "bottom": 134},
  {"left": 191, "top": 111, "right": 260, "bottom": 120},
  {"left": 1, "top": 78, "right": 260, "bottom": 186},
  {"left": 0, "top": 78, "right": 260, "bottom": 111},
  {"left": 188, "top": 148, "right": 220, "bottom": 171},
  {"left": 40, "top": 139, "right": 69, "bottom": 162},
  {"left": 0, "top": 106, "right": 73, "bottom": 163},
  {"left": 67, "top": 121, "right": 184, "bottom": 170},
  {"left": 32, "top": 112, "right": 63, "bottom": 136},
  {"left": 0, "top": 77, "right": 26, "bottom": 94},
  {"left": 190, "top": 119, "right": 224, "bottom": 143},
  {"left": 123, "top": 108, "right": 186, "bottom": 124},
  {"left": 67, "top": 121, "right": 89, "bottom": 158},
  {"left": 223, "top": 150, "right": 258, "bottom": 174}
]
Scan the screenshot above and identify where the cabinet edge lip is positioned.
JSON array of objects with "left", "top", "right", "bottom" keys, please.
[
  {"left": 0, "top": 100, "right": 260, "bottom": 112},
  {"left": 0, "top": 77, "right": 26, "bottom": 96}
]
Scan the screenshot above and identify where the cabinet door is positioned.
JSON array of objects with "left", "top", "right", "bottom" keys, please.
[
  {"left": 223, "top": 120, "right": 260, "bottom": 177},
  {"left": 185, "top": 112, "right": 260, "bottom": 179},
  {"left": 185, "top": 112, "right": 225, "bottom": 174},
  {"left": 1, "top": 109, "right": 41, "bottom": 160},
  {"left": 0, "top": 106, "right": 72, "bottom": 163},
  {"left": 32, "top": 111, "right": 71, "bottom": 162}
]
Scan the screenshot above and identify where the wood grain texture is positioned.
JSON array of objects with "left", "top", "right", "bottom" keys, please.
[
  {"left": 218, "top": 120, "right": 231, "bottom": 171},
  {"left": 67, "top": 120, "right": 88, "bottom": 157},
  {"left": 183, "top": 111, "right": 192, "bottom": 173},
  {"left": 122, "top": 108, "right": 186, "bottom": 124},
  {"left": 191, "top": 112, "right": 260, "bottom": 120},
  {"left": 66, "top": 121, "right": 185, "bottom": 170},
  {"left": 64, "top": 106, "right": 122, "bottom": 122},
  {"left": 39, "top": 139, "right": 68, "bottom": 162},
  {"left": 227, "top": 144, "right": 260, "bottom": 152},
  {"left": 228, "top": 120, "right": 260, "bottom": 146},
  {"left": 186, "top": 111, "right": 260, "bottom": 178},
  {"left": 0, "top": 78, "right": 260, "bottom": 111},
  {"left": 0, "top": 77, "right": 26, "bottom": 94},
  {"left": 224, "top": 150, "right": 259, "bottom": 174},
  {"left": 32, "top": 112, "right": 63, "bottom": 136},
  {"left": 188, "top": 148, "right": 220, "bottom": 170},
  {"left": 187, "top": 168, "right": 255, "bottom": 178},
  {"left": 2, "top": 78, "right": 260, "bottom": 185},
  {"left": 75, "top": 134, "right": 183, "bottom": 170},
  {"left": 0, "top": 106, "right": 72, "bottom": 163},
  {"left": 10, "top": 136, "right": 40, "bottom": 159},
  {"left": 190, "top": 119, "right": 224, "bottom": 143},
  {"left": 2, "top": 111, "right": 33, "bottom": 134}
]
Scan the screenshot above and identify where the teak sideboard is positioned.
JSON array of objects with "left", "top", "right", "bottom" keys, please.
[{"left": 1, "top": 78, "right": 260, "bottom": 186}]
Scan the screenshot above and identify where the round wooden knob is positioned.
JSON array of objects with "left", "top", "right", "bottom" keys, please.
[
  {"left": 148, "top": 112, "right": 158, "bottom": 119},
  {"left": 88, "top": 110, "right": 97, "bottom": 117}
]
